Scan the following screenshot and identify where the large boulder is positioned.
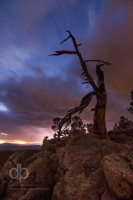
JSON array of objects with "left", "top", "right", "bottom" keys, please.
[
  {"left": 52, "top": 134, "right": 130, "bottom": 200},
  {"left": 0, "top": 150, "right": 37, "bottom": 178},
  {"left": 109, "top": 129, "right": 133, "bottom": 148},
  {"left": 20, "top": 150, "right": 58, "bottom": 200},
  {"left": 0, "top": 150, "right": 38, "bottom": 200},
  {"left": 102, "top": 153, "right": 133, "bottom": 199}
]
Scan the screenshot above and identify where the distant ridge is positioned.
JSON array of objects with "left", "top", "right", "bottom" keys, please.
[{"left": 0, "top": 143, "right": 41, "bottom": 151}]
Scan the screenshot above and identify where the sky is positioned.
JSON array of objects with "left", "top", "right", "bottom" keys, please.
[{"left": 0, "top": 0, "right": 133, "bottom": 144}]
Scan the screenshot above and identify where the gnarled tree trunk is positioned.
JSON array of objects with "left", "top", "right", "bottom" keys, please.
[
  {"left": 94, "top": 93, "right": 107, "bottom": 138},
  {"left": 94, "top": 66, "right": 107, "bottom": 138}
]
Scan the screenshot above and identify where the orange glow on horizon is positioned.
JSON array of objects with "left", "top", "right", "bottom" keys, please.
[
  {"left": 0, "top": 139, "right": 41, "bottom": 145},
  {"left": 0, "top": 140, "right": 5, "bottom": 144}
]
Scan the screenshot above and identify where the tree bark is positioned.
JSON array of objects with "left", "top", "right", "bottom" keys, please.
[
  {"left": 94, "top": 65, "right": 107, "bottom": 139},
  {"left": 94, "top": 93, "right": 107, "bottom": 139}
]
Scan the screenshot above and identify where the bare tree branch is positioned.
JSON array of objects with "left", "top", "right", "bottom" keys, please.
[
  {"left": 65, "top": 31, "right": 98, "bottom": 92},
  {"left": 77, "top": 44, "right": 82, "bottom": 47},
  {"left": 49, "top": 50, "right": 77, "bottom": 56},
  {"left": 49, "top": 30, "right": 98, "bottom": 91},
  {"left": 58, "top": 91, "right": 94, "bottom": 133},
  {"left": 82, "top": 81, "right": 90, "bottom": 84},
  {"left": 84, "top": 59, "right": 111, "bottom": 66},
  {"left": 60, "top": 36, "right": 70, "bottom": 44}
]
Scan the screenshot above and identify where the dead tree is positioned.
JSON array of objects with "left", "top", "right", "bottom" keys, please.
[{"left": 49, "top": 31, "right": 111, "bottom": 139}]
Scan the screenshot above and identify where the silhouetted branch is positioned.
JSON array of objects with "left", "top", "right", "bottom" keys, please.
[
  {"left": 60, "top": 36, "right": 70, "bottom": 44},
  {"left": 66, "top": 30, "right": 98, "bottom": 91},
  {"left": 77, "top": 44, "right": 82, "bottom": 47},
  {"left": 82, "top": 82, "right": 90, "bottom": 84},
  {"left": 84, "top": 59, "right": 111, "bottom": 66},
  {"left": 58, "top": 92, "right": 94, "bottom": 133},
  {"left": 49, "top": 50, "right": 77, "bottom": 56},
  {"left": 50, "top": 30, "right": 98, "bottom": 91}
]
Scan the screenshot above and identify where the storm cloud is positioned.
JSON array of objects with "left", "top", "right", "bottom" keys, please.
[{"left": 0, "top": 0, "right": 133, "bottom": 143}]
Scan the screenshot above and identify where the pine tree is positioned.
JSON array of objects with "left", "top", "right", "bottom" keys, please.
[{"left": 114, "top": 116, "right": 131, "bottom": 129}]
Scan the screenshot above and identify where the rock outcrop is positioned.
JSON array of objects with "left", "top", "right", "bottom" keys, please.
[
  {"left": 52, "top": 134, "right": 130, "bottom": 200},
  {"left": 102, "top": 153, "right": 133, "bottom": 199},
  {"left": 0, "top": 130, "right": 133, "bottom": 200},
  {"left": 109, "top": 129, "right": 133, "bottom": 147}
]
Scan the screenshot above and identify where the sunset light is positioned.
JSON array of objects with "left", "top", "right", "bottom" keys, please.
[
  {"left": 0, "top": 140, "right": 41, "bottom": 145},
  {"left": 12, "top": 140, "right": 28, "bottom": 145},
  {"left": 0, "top": 140, "right": 5, "bottom": 144}
]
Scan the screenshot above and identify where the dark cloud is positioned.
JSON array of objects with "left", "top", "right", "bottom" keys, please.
[
  {"left": 0, "top": 0, "right": 133, "bottom": 143},
  {"left": 76, "top": 0, "right": 133, "bottom": 128},
  {"left": 0, "top": 64, "right": 84, "bottom": 141}
]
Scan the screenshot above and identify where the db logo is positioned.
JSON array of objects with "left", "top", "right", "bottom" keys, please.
[{"left": 9, "top": 164, "right": 29, "bottom": 182}]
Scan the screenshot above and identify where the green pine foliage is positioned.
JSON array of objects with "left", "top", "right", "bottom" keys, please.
[{"left": 114, "top": 116, "right": 132, "bottom": 130}]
